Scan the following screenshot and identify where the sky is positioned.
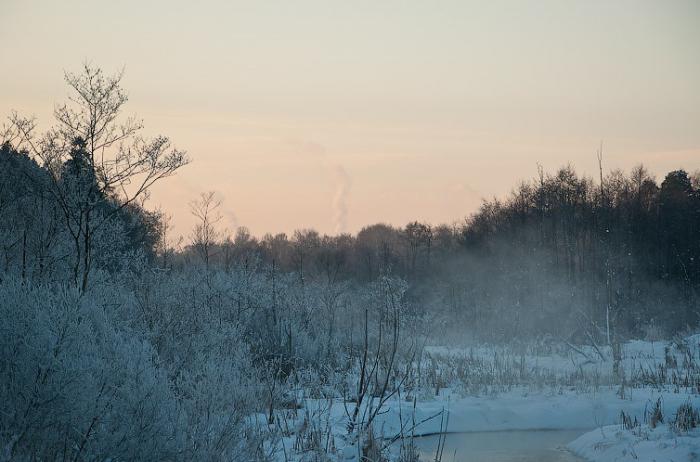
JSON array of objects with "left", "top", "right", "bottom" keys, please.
[{"left": 1, "top": 0, "right": 699, "bottom": 238}]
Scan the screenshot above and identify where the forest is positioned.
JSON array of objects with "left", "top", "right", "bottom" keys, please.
[{"left": 1, "top": 66, "right": 699, "bottom": 461}]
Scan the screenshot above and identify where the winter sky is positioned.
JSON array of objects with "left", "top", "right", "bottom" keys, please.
[{"left": 1, "top": 0, "right": 698, "bottom": 237}]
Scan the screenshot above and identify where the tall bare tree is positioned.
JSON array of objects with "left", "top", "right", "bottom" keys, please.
[
  {"left": 5, "top": 64, "right": 188, "bottom": 291},
  {"left": 190, "top": 191, "right": 222, "bottom": 270}
]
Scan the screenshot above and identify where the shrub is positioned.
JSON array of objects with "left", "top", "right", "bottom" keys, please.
[
  {"left": 646, "top": 397, "right": 664, "bottom": 429},
  {"left": 673, "top": 400, "right": 699, "bottom": 433}
]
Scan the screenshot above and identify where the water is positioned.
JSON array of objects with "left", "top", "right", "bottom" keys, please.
[{"left": 409, "top": 429, "right": 587, "bottom": 462}]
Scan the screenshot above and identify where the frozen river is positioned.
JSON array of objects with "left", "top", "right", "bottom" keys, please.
[{"left": 412, "top": 429, "right": 587, "bottom": 462}]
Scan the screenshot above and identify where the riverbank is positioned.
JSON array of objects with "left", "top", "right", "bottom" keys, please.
[
  {"left": 569, "top": 423, "right": 700, "bottom": 462},
  {"left": 269, "top": 334, "right": 700, "bottom": 461},
  {"left": 272, "top": 387, "right": 699, "bottom": 461}
]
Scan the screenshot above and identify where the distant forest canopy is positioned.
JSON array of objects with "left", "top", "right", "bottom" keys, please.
[{"left": 2, "top": 133, "right": 698, "bottom": 339}]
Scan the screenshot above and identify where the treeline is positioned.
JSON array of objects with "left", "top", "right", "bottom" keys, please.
[
  {"left": 169, "top": 165, "right": 700, "bottom": 340},
  {"left": 3, "top": 133, "right": 699, "bottom": 340},
  {"left": 3, "top": 131, "right": 699, "bottom": 342}
]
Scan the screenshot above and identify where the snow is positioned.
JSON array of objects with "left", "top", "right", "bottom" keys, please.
[
  {"left": 280, "top": 389, "right": 699, "bottom": 461},
  {"left": 370, "top": 389, "right": 699, "bottom": 438},
  {"left": 569, "top": 424, "right": 700, "bottom": 462},
  {"left": 270, "top": 335, "right": 700, "bottom": 461}
]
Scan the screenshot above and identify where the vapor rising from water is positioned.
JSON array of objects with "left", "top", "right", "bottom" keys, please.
[
  {"left": 332, "top": 165, "right": 351, "bottom": 234},
  {"left": 289, "top": 139, "right": 352, "bottom": 235}
]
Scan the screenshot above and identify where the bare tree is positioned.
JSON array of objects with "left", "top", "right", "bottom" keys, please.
[
  {"left": 404, "top": 221, "right": 432, "bottom": 275},
  {"left": 344, "top": 276, "right": 415, "bottom": 461},
  {"left": 190, "top": 191, "right": 222, "bottom": 270},
  {"left": 5, "top": 64, "right": 188, "bottom": 291},
  {"left": 153, "top": 207, "right": 179, "bottom": 270}
]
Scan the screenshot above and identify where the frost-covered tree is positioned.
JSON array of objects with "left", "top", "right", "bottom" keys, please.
[
  {"left": 5, "top": 64, "right": 188, "bottom": 291},
  {"left": 189, "top": 191, "right": 222, "bottom": 271}
]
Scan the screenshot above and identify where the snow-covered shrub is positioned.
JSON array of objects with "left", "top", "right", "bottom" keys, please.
[
  {"left": 673, "top": 400, "right": 699, "bottom": 433},
  {"left": 620, "top": 410, "right": 639, "bottom": 430},
  {"left": 0, "top": 272, "right": 268, "bottom": 461},
  {"left": 126, "top": 267, "right": 268, "bottom": 459},
  {"left": 292, "top": 403, "right": 336, "bottom": 458},
  {"left": 647, "top": 397, "right": 664, "bottom": 429},
  {"left": 0, "top": 278, "right": 179, "bottom": 461}
]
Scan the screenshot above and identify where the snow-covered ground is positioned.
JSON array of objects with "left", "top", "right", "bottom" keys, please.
[
  {"left": 271, "top": 335, "right": 700, "bottom": 461},
  {"left": 304, "top": 389, "right": 698, "bottom": 460},
  {"left": 372, "top": 389, "right": 699, "bottom": 437},
  {"left": 569, "top": 424, "right": 700, "bottom": 462}
]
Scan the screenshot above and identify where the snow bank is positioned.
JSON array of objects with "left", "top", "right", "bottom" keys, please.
[
  {"left": 371, "top": 389, "right": 700, "bottom": 438},
  {"left": 278, "top": 335, "right": 700, "bottom": 461},
  {"left": 317, "top": 389, "right": 699, "bottom": 461},
  {"left": 569, "top": 424, "right": 700, "bottom": 462}
]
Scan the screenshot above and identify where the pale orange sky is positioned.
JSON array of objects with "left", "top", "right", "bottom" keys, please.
[{"left": 1, "top": 0, "right": 699, "bottom": 238}]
